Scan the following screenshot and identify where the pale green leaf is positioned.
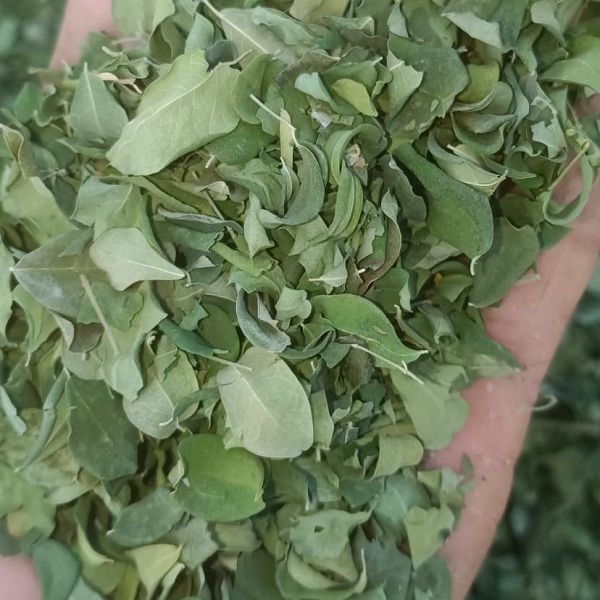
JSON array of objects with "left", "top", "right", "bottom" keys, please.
[
  {"left": 0, "top": 238, "right": 13, "bottom": 338},
  {"left": 289, "top": 510, "right": 370, "bottom": 561},
  {"left": 373, "top": 435, "right": 424, "bottom": 478},
  {"left": 404, "top": 504, "right": 455, "bottom": 568},
  {"left": 390, "top": 373, "right": 469, "bottom": 451},
  {"left": 0, "top": 176, "right": 75, "bottom": 245},
  {"left": 0, "top": 462, "right": 55, "bottom": 537},
  {"left": 331, "top": 78, "right": 377, "bottom": 116},
  {"left": 89, "top": 227, "right": 185, "bottom": 290},
  {"left": 69, "top": 66, "right": 128, "bottom": 144},
  {"left": 108, "top": 53, "right": 239, "bottom": 175},
  {"left": 0, "top": 385, "right": 26, "bottom": 436},
  {"left": 12, "top": 230, "right": 100, "bottom": 318},
  {"left": 113, "top": 0, "right": 175, "bottom": 37},
  {"left": 126, "top": 544, "right": 181, "bottom": 599},
  {"left": 217, "top": 346, "right": 313, "bottom": 459},
  {"left": 124, "top": 341, "right": 199, "bottom": 439}
]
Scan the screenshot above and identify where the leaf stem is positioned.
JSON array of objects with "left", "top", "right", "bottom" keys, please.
[
  {"left": 349, "top": 343, "right": 424, "bottom": 383},
  {"left": 549, "top": 140, "right": 591, "bottom": 192},
  {"left": 250, "top": 94, "right": 297, "bottom": 143}
]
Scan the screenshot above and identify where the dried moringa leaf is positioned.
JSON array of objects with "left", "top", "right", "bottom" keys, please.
[{"left": 1, "top": 0, "right": 599, "bottom": 598}]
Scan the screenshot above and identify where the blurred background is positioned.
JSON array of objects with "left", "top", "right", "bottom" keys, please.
[{"left": 1, "top": 1, "right": 599, "bottom": 598}]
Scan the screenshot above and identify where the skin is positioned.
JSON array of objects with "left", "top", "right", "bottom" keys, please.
[{"left": 1, "top": 2, "right": 599, "bottom": 599}]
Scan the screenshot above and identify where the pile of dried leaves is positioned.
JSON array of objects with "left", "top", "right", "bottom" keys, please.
[{"left": 1, "top": 1, "right": 599, "bottom": 599}]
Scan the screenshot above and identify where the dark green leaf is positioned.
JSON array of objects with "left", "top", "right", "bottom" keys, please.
[
  {"left": 67, "top": 376, "right": 139, "bottom": 480},
  {"left": 175, "top": 433, "right": 265, "bottom": 522}
]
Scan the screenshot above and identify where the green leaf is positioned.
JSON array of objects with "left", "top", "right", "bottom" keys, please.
[
  {"left": 312, "top": 294, "right": 424, "bottom": 367},
  {"left": 470, "top": 218, "right": 540, "bottom": 307},
  {"left": 541, "top": 36, "right": 600, "bottom": 92},
  {"left": 414, "top": 556, "right": 452, "bottom": 600},
  {"left": 109, "top": 488, "right": 183, "bottom": 547},
  {"left": 158, "top": 318, "right": 221, "bottom": 358},
  {"left": 232, "top": 550, "right": 285, "bottom": 600},
  {"left": 90, "top": 228, "right": 185, "bottom": 290},
  {"left": 186, "top": 13, "right": 215, "bottom": 53},
  {"left": 217, "top": 346, "right": 314, "bottom": 458},
  {"left": 96, "top": 282, "right": 167, "bottom": 400},
  {"left": 276, "top": 548, "right": 368, "bottom": 599},
  {"left": 0, "top": 124, "right": 37, "bottom": 176},
  {"left": 359, "top": 535, "right": 412, "bottom": 599},
  {"left": 289, "top": 510, "right": 370, "bottom": 561},
  {"left": 78, "top": 281, "right": 144, "bottom": 330},
  {"left": 385, "top": 54, "right": 423, "bottom": 123},
  {"left": 541, "top": 154, "right": 596, "bottom": 225},
  {"left": 171, "top": 518, "right": 219, "bottom": 568},
  {"left": 113, "top": 0, "right": 175, "bottom": 37},
  {"left": 387, "top": 37, "right": 468, "bottom": 145},
  {"left": 458, "top": 62, "right": 500, "bottom": 103},
  {"left": 331, "top": 79, "right": 377, "bottom": 116},
  {"left": 259, "top": 144, "right": 326, "bottom": 227},
  {"left": 0, "top": 462, "right": 55, "bottom": 536},
  {"left": 32, "top": 540, "right": 81, "bottom": 600},
  {"left": 175, "top": 433, "right": 265, "bottom": 522},
  {"left": 245, "top": 194, "right": 273, "bottom": 257},
  {"left": 390, "top": 373, "right": 469, "bottom": 451},
  {"left": 12, "top": 230, "right": 100, "bottom": 318},
  {"left": 290, "top": 0, "right": 349, "bottom": 22},
  {"left": 373, "top": 435, "right": 424, "bottom": 478},
  {"left": 108, "top": 53, "right": 239, "bottom": 175},
  {"left": 124, "top": 339, "right": 199, "bottom": 439},
  {"left": 69, "top": 66, "right": 128, "bottom": 144},
  {"left": 0, "top": 237, "right": 13, "bottom": 339},
  {"left": 530, "top": 0, "right": 565, "bottom": 43},
  {"left": 12, "top": 285, "right": 57, "bottom": 361},
  {"left": 275, "top": 287, "right": 312, "bottom": 322},
  {"left": 67, "top": 376, "right": 139, "bottom": 480},
  {"left": 0, "top": 385, "right": 26, "bottom": 436},
  {"left": 395, "top": 144, "right": 493, "bottom": 258},
  {"left": 12, "top": 83, "right": 44, "bottom": 124},
  {"left": 443, "top": 0, "right": 529, "bottom": 50},
  {"left": 404, "top": 504, "right": 455, "bottom": 568},
  {"left": 126, "top": 544, "right": 181, "bottom": 599},
  {"left": 373, "top": 473, "right": 430, "bottom": 539},
  {"left": 0, "top": 176, "right": 75, "bottom": 245},
  {"left": 235, "top": 290, "right": 291, "bottom": 352},
  {"left": 211, "top": 5, "right": 316, "bottom": 63}
]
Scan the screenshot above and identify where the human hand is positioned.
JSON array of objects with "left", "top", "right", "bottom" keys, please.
[
  {"left": 1, "top": 2, "right": 599, "bottom": 599},
  {"left": 433, "top": 139, "right": 600, "bottom": 598}
]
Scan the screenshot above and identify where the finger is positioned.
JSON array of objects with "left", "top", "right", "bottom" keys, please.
[
  {"left": 432, "top": 173, "right": 600, "bottom": 600},
  {"left": 0, "top": 555, "right": 40, "bottom": 600},
  {"left": 51, "top": 0, "right": 116, "bottom": 67}
]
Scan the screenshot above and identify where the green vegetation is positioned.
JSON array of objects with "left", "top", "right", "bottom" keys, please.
[
  {"left": 1, "top": 2, "right": 599, "bottom": 599},
  {"left": 0, "top": 0, "right": 65, "bottom": 106}
]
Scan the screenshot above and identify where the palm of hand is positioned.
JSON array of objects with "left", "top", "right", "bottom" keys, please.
[{"left": 436, "top": 172, "right": 600, "bottom": 599}]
